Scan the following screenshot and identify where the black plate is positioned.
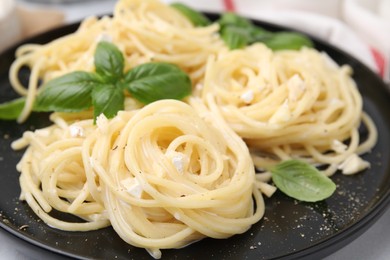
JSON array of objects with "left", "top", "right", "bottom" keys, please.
[{"left": 1, "top": 14, "right": 390, "bottom": 260}]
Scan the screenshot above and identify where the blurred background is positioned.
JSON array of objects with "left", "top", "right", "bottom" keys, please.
[{"left": 0, "top": 0, "right": 389, "bottom": 81}]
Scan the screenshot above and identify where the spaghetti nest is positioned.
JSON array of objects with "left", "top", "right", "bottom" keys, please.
[
  {"left": 10, "top": 0, "right": 224, "bottom": 122},
  {"left": 200, "top": 43, "right": 377, "bottom": 175},
  {"left": 13, "top": 100, "right": 265, "bottom": 259}
]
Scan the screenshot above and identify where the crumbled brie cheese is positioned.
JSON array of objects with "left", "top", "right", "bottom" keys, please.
[
  {"left": 172, "top": 155, "right": 185, "bottom": 174},
  {"left": 69, "top": 125, "right": 84, "bottom": 137},
  {"left": 331, "top": 140, "right": 347, "bottom": 153},
  {"left": 287, "top": 74, "right": 305, "bottom": 101},
  {"left": 338, "top": 154, "right": 370, "bottom": 175},
  {"left": 166, "top": 151, "right": 189, "bottom": 174},
  {"left": 96, "top": 113, "right": 109, "bottom": 133},
  {"left": 240, "top": 90, "right": 254, "bottom": 104},
  {"left": 121, "top": 177, "right": 143, "bottom": 198}
]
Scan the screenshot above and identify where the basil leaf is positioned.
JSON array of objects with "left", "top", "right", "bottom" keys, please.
[
  {"left": 124, "top": 62, "right": 191, "bottom": 104},
  {"left": 261, "top": 32, "right": 313, "bottom": 50},
  {"left": 94, "top": 41, "right": 124, "bottom": 82},
  {"left": 171, "top": 3, "right": 211, "bottom": 27},
  {"left": 271, "top": 160, "right": 336, "bottom": 202},
  {"left": 248, "top": 27, "right": 273, "bottom": 43},
  {"left": 92, "top": 83, "right": 124, "bottom": 120},
  {"left": 0, "top": 97, "right": 26, "bottom": 120},
  {"left": 218, "top": 12, "right": 253, "bottom": 28},
  {"left": 34, "top": 71, "right": 99, "bottom": 112},
  {"left": 220, "top": 25, "right": 250, "bottom": 50},
  {"left": 217, "top": 13, "right": 313, "bottom": 51}
]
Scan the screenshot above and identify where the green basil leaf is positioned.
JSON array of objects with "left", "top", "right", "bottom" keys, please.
[
  {"left": 92, "top": 83, "right": 124, "bottom": 121},
  {"left": 94, "top": 41, "right": 124, "bottom": 82},
  {"left": 0, "top": 97, "right": 26, "bottom": 120},
  {"left": 218, "top": 12, "right": 253, "bottom": 28},
  {"left": 248, "top": 27, "right": 273, "bottom": 43},
  {"left": 34, "top": 71, "right": 99, "bottom": 112},
  {"left": 217, "top": 13, "right": 313, "bottom": 51},
  {"left": 124, "top": 62, "right": 191, "bottom": 104},
  {"left": 262, "top": 32, "right": 313, "bottom": 50},
  {"left": 171, "top": 3, "right": 211, "bottom": 27},
  {"left": 220, "top": 25, "right": 250, "bottom": 50},
  {"left": 271, "top": 160, "right": 336, "bottom": 202}
]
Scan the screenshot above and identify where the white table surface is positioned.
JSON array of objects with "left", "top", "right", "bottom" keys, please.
[{"left": 1, "top": 1, "right": 389, "bottom": 259}]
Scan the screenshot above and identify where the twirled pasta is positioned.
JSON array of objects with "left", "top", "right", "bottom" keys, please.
[
  {"left": 9, "top": 0, "right": 224, "bottom": 122},
  {"left": 200, "top": 44, "right": 377, "bottom": 175},
  {"left": 12, "top": 100, "right": 265, "bottom": 259}
]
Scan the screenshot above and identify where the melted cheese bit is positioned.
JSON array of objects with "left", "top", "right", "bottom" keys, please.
[
  {"left": 69, "top": 125, "right": 85, "bottom": 137},
  {"left": 331, "top": 140, "right": 347, "bottom": 153},
  {"left": 240, "top": 90, "right": 254, "bottom": 104},
  {"left": 338, "top": 154, "right": 370, "bottom": 175},
  {"left": 96, "top": 114, "right": 109, "bottom": 134},
  {"left": 166, "top": 151, "right": 188, "bottom": 174},
  {"left": 121, "top": 177, "right": 143, "bottom": 198}
]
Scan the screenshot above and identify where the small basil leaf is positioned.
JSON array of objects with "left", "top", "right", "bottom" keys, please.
[
  {"left": 248, "top": 27, "right": 273, "bottom": 43},
  {"left": 220, "top": 25, "right": 250, "bottom": 50},
  {"left": 217, "top": 13, "right": 271, "bottom": 50},
  {"left": 0, "top": 97, "right": 26, "bottom": 120},
  {"left": 271, "top": 160, "right": 336, "bottom": 202},
  {"left": 171, "top": 3, "right": 211, "bottom": 27},
  {"left": 94, "top": 41, "right": 124, "bottom": 82},
  {"left": 218, "top": 12, "right": 253, "bottom": 28},
  {"left": 92, "top": 83, "right": 124, "bottom": 121},
  {"left": 34, "top": 71, "right": 99, "bottom": 112},
  {"left": 124, "top": 62, "right": 191, "bottom": 104},
  {"left": 262, "top": 32, "right": 313, "bottom": 50}
]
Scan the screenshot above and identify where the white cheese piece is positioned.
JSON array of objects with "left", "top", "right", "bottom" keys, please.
[
  {"left": 121, "top": 177, "right": 143, "bottom": 198},
  {"left": 287, "top": 74, "right": 305, "bottom": 102},
  {"left": 331, "top": 140, "right": 347, "bottom": 153},
  {"left": 166, "top": 151, "right": 188, "bottom": 174},
  {"left": 69, "top": 125, "right": 85, "bottom": 137},
  {"left": 172, "top": 155, "right": 185, "bottom": 174},
  {"left": 96, "top": 113, "right": 109, "bottom": 133},
  {"left": 240, "top": 90, "right": 254, "bottom": 104},
  {"left": 338, "top": 154, "right": 370, "bottom": 175}
]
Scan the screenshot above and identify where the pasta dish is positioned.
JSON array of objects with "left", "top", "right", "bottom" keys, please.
[{"left": 0, "top": 0, "right": 377, "bottom": 258}]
